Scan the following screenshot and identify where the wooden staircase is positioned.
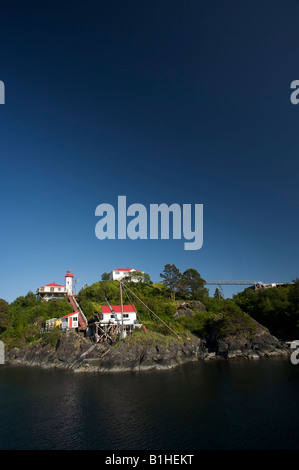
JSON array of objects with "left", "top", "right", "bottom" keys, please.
[{"left": 68, "top": 294, "right": 88, "bottom": 330}]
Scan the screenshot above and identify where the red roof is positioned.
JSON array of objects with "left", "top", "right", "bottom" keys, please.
[
  {"left": 113, "top": 268, "right": 143, "bottom": 272},
  {"left": 65, "top": 270, "right": 74, "bottom": 278},
  {"left": 101, "top": 305, "right": 136, "bottom": 314},
  {"left": 42, "top": 282, "right": 65, "bottom": 288},
  {"left": 61, "top": 312, "right": 79, "bottom": 318}
]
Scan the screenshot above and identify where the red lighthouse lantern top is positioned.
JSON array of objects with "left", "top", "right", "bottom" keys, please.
[{"left": 65, "top": 270, "right": 74, "bottom": 278}]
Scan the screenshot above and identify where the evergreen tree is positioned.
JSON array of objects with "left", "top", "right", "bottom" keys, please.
[
  {"left": 181, "top": 268, "right": 207, "bottom": 300},
  {"left": 0, "top": 299, "right": 9, "bottom": 333},
  {"left": 289, "top": 278, "right": 299, "bottom": 315},
  {"left": 160, "top": 264, "right": 182, "bottom": 300},
  {"left": 101, "top": 272, "right": 110, "bottom": 281},
  {"left": 214, "top": 288, "right": 223, "bottom": 299}
]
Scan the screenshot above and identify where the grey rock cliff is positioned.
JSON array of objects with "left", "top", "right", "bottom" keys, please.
[{"left": 4, "top": 314, "right": 289, "bottom": 372}]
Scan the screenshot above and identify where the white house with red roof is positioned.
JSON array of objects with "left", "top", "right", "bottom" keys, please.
[
  {"left": 109, "top": 268, "right": 145, "bottom": 282},
  {"left": 101, "top": 304, "right": 138, "bottom": 327},
  {"left": 37, "top": 270, "right": 75, "bottom": 301},
  {"left": 60, "top": 312, "right": 79, "bottom": 330},
  {"left": 36, "top": 281, "right": 67, "bottom": 301}
]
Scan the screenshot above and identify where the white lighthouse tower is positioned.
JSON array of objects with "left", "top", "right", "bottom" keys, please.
[{"left": 65, "top": 270, "right": 74, "bottom": 295}]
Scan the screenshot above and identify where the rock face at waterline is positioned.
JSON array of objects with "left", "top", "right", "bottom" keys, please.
[
  {"left": 4, "top": 329, "right": 204, "bottom": 372},
  {"left": 4, "top": 312, "right": 289, "bottom": 372},
  {"left": 204, "top": 310, "right": 288, "bottom": 360}
]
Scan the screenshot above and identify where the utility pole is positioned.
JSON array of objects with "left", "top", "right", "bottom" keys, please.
[{"left": 120, "top": 282, "right": 124, "bottom": 330}]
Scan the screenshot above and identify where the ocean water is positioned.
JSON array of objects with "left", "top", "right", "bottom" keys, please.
[{"left": 0, "top": 358, "right": 298, "bottom": 450}]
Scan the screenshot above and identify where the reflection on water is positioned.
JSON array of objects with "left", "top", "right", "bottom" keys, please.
[{"left": 0, "top": 358, "right": 299, "bottom": 449}]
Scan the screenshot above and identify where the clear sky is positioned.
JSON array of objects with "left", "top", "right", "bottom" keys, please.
[{"left": 1, "top": 0, "right": 299, "bottom": 302}]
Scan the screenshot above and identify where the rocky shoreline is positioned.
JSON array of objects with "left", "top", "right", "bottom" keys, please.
[{"left": 4, "top": 318, "right": 291, "bottom": 373}]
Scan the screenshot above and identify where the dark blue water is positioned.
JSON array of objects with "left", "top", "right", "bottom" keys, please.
[{"left": 0, "top": 358, "right": 299, "bottom": 450}]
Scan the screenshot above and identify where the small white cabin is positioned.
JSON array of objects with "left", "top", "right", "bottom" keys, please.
[
  {"left": 101, "top": 305, "right": 137, "bottom": 327},
  {"left": 109, "top": 269, "right": 144, "bottom": 282},
  {"left": 61, "top": 312, "right": 79, "bottom": 330}
]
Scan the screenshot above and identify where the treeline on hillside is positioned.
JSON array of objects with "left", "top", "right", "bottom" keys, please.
[
  {"left": 78, "top": 279, "right": 181, "bottom": 336},
  {"left": 78, "top": 264, "right": 208, "bottom": 318},
  {"left": 0, "top": 293, "right": 73, "bottom": 348},
  {"left": 70, "top": 272, "right": 299, "bottom": 339},
  {"left": 76, "top": 265, "right": 263, "bottom": 338},
  {"left": 77, "top": 273, "right": 234, "bottom": 338},
  {"left": 1, "top": 267, "right": 299, "bottom": 349},
  {"left": 0, "top": 264, "right": 210, "bottom": 348},
  {"left": 234, "top": 279, "right": 299, "bottom": 338},
  {"left": 100, "top": 264, "right": 208, "bottom": 301}
]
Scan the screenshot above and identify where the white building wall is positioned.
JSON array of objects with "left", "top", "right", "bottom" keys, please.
[
  {"left": 61, "top": 314, "right": 79, "bottom": 329},
  {"left": 109, "top": 269, "right": 144, "bottom": 282},
  {"left": 38, "top": 286, "right": 67, "bottom": 293},
  {"left": 65, "top": 276, "right": 73, "bottom": 295},
  {"left": 109, "top": 270, "right": 125, "bottom": 281},
  {"left": 101, "top": 312, "right": 137, "bottom": 325}
]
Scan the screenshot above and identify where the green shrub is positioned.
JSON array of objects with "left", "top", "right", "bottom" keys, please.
[{"left": 42, "top": 327, "right": 63, "bottom": 349}]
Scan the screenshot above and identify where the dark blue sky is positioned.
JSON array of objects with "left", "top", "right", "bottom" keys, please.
[{"left": 1, "top": 0, "right": 299, "bottom": 302}]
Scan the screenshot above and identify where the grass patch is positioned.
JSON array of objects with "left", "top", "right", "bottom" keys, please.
[{"left": 114, "top": 327, "right": 182, "bottom": 350}]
